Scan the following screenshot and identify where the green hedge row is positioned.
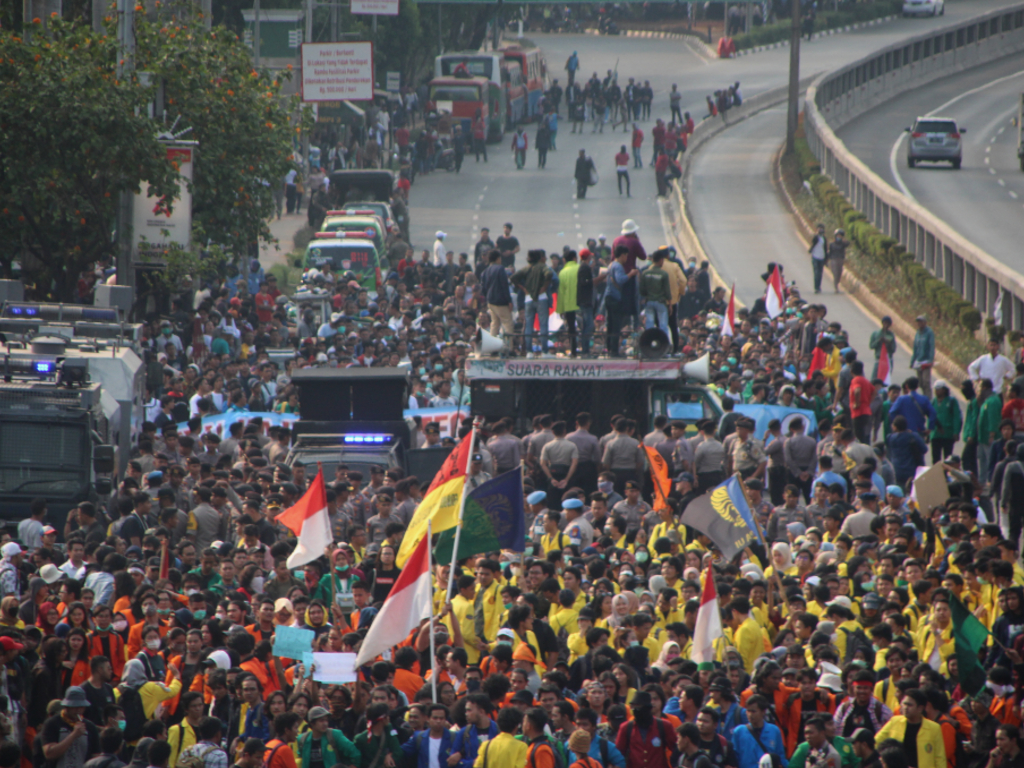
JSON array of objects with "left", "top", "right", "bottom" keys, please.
[
  {"left": 733, "top": 0, "right": 902, "bottom": 51},
  {"left": 805, "top": 172, "right": 982, "bottom": 333}
]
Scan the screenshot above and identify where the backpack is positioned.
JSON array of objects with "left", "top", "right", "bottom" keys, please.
[
  {"left": 597, "top": 737, "right": 610, "bottom": 767},
  {"left": 838, "top": 625, "right": 875, "bottom": 665},
  {"left": 118, "top": 687, "right": 146, "bottom": 742},
  {"left": 530, "top": 739, "right": 566, "bottom": 768},
  {"left": 938, "top": 714, "right": 968, "bottom": 768},
  {"left": 263, "top": 743, "right": 287, "bottom": 768},
  {"left": 179, "top": 745, "right": 220, "bottom": 768}
]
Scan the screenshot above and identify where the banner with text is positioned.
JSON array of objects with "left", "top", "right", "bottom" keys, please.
[
  {"left": 302, "top": 42, "right": 374, "bottom": 102},
  {"left": 465, "top": 358, "right": 680, "bottom": 381},
  {"left": 352, "top": 0, "right": 399, "bottom": 13}
]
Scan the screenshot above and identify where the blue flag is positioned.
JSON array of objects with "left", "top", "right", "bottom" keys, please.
[
  {"left": 681, "top": 476, "right": 759, "bottom": 560},
  {"left": 433, "top": 466, "right": 527, "bottom": 563},
  {"left": 733, "top": 404, "right": 818, "bottom": 442}
]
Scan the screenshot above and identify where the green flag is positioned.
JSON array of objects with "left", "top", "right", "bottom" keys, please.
[
  {"left": 432, "top": 468, "right": 526, "bottom": 564},
  {"left": 949, "top": 593, "right": 989, "bottom": 696}
]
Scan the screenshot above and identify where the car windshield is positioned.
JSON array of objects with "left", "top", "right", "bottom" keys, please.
[
  {"left": 306, "top": 243, "right": 377, "bottom": 273},
  {"left": 430, "top": 85, "right": 481, "bottom": 102},
  {"left": 440, "top": 58, "right": 492, "bottom": 78},
  {"left": 915, "top": 120, "right": 957, "bottom": 133}
]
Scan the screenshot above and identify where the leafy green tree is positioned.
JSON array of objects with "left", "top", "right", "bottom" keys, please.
[{"left": 0, "top": 18, "right": 178, "bottom": 299}]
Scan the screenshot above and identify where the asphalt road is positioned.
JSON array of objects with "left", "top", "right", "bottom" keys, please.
[
  {"left": 406, "top": 0, "right": 1024, "bottom": 271},
  {"left": 686, "top": 104, "right": 916, "bottom": 383},
  {"left": 836, "top": 54, "right": 1024, "bottom": 266}
]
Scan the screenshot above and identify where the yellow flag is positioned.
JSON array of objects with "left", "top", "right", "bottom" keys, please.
[{"left": 396, "top": 475, "right": 466, "bottom": 567}]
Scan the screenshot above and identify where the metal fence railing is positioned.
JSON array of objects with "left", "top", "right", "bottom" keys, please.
[{"left": 804, "top": 5, "right": 1024, "bottom": 330}]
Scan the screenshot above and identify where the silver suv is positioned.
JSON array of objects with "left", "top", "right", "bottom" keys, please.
[{"left": 906, "top": 116, "right": 964, "bottom": 168}]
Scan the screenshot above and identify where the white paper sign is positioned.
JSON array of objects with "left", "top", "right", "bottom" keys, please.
[
  {"left": 311, "top": 652, "right": 359, "bottom": 683},
  {"left": 351, "top": 0, "right": 399, "bottom": 15},
  {"left": 302, "top": 43, "right": 374, "bottom": 102},
  {"left": 386, "top": 71, "right": 401, "bottom": 92}
]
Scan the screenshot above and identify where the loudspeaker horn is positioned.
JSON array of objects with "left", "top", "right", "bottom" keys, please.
[
  {"left": 681, "top": 352, "right": 710, "bottom": 383},
  {"left": 638, "top": 327, "right": 670, "bottom": 360},
  {"left": 475, "top": 328, "right": 506, "bottom": 355}
]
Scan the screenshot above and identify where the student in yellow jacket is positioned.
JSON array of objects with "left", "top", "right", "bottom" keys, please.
[
  {"left": 875, "top": 690, "right": 947, "bottom": 768},
  {"left": 729, "top": 597, "right": 764, "bottom": 674}
]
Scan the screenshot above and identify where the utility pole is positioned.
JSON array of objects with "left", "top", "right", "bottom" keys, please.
[
  {"left": 785, "top": 0, "right": 801, "bottom": 153},
  {"left": 253, "top": 0, "right": 261, "bottom": 67},
  {"left": 437, "top": 4, "right": 442, "bottom": 54},
  {"left": 115, "top": 0, "right": 136, "bottom": 291}
]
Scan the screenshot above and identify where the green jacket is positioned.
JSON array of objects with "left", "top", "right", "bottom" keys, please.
[
  {"left": 638, "top": 265, "right": 671, "bottom": 304},
  {"left": 868, "top": 328, "right": 896, "bottom": 359},
  {"left": 788, "top": 736, "right": 859, "bottom": 768},
  {"left": 299, "top": 728, "right": 361, "bottom": 768},
  {"left": 978, "top": 393, "right": 1005, "bottom": 444},
  {"left": 931, "top": 396, "right": 962, "bottom": 441},
  {"left": 881, "top": 400, "right": 895, "bottom": 439},
  {"left": 556, "top": 262, "right": 579, "bottom": 313},
  {"left": 511, "top": 263, "right": 551, "bottom": 301},
  {"left": 962, "top": 397, "right": 981, "bottom": 443},
  {"left": 355, "top": 729, "right": 404, "bottom": 768}
]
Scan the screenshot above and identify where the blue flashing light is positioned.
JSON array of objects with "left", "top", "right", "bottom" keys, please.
[
  {"left": 342, "top": 434, "right": 389, "bottom": 444},
  {"left": 33, "top": 361, "right": 55, "bottom": 374}
]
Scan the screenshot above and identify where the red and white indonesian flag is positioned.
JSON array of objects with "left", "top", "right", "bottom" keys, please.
[
  {"left": 765, "top": 265, "right": 784, "bottom": 319},
  {"left": 878, "top": 343, "right": 892, "bottom": 387},
  {"left": 721, "top": 284, "right": 737, "bottom": 337},
  {"left": 691, "top": 564, "right": 722, "bottom": 665},
  {"left": 278, "top": 470, "right": 333, "bottom": 569},
  {"left": 356, "top": 534, "right": 433, "bottom": 666}
]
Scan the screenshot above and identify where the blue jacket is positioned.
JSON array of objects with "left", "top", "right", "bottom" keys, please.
[
  {"left": 451, "top": 721, "right": 500, "bottom": 768},
  {"left": 732, "top": 723, "right": 787, "bottom": 768},
  {"left": 716, "top": 702, "right": 748, "bottom": 741},
  {"left": 587, "top": 734, "right": 625, "bottom": 767},
  {"left": 888, "top": 391, "right": 937, "bottom": 433},
  {"left": 911, "top": 326, "right": 935, "bottom": 368},
  {"left": 402, "top": 729, "right": 455, "bottom": 768}
]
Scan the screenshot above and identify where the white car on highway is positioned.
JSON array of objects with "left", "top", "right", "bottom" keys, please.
[
  {"left": 905, "top": 116, "right": 964, "bottom": 168},
  {"left": 903, "top": 0, "right": 944, "bottom": 16}
]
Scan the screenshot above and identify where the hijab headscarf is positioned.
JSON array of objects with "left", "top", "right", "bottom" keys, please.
[
  {"left": 121, "top": 659, "right": 149, "bottom": 690},
  {"left": 771, "top": 542, "right": 794, "bottom": 572},
  {"left": 608, "top": 594, "right": 631, "bottom": 629},
  {"left": 36, "top": 601, "right": 58, "bottom": 635},
  {"left": 653, "top": 641, "right": 681, "bottom": 672}
]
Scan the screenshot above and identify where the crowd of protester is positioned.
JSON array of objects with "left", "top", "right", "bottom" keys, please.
[{"left": 24, "top": 49, "right": 1024, "bottom": 768}]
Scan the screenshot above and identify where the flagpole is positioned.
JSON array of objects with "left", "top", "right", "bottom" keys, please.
[
  {"left": 733, "top": 472, "right": 767, "bottom": 548},
  {"left": 446, "top": 417, "right": 479, "bottom": 602},
  {"left": 428, "top": 518, "right": 437, "bottom": 704}
]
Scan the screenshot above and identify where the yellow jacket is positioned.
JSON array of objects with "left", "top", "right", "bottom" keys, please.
[
  {"left": 550, "top": 607, "right": 580, "bottom": 638},
  {"left": 445, "top": 594, "right": 481, "bottom": 664},
  {"left": 167, "top": 719, "right": 198, "bottom": 768},
  {"left": 914, "top": 623, "right": 955, "bottom": 667},
  {"left": 115, "top": 678, "right": 181, "bottom": 720},
  {"left": 474, "top": 733, "right": 527, "bottom": 768},
  {"left": 734, "top": 616, "right": 763, "bottom": 673},
  {"left": 474, "top": 580, "right": 503, "bottom": 644},
  {"left": 876, "top": 717, "right": 946, "bottom": 768}
]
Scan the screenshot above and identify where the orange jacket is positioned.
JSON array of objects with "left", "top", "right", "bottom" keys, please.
[
  {"left": 126, "top": 619, "right": 169, "bottom": 660},
  {"left": 88, "top": 630, "right": 126, "bottom": 681},
  {"left": 245, "top": 623, "right": 276, "bottom": 647},
  {"left": 240, "top": 658, "right": 283, "bottom": 701},
  {"left": 741, "top": 685, "right": 799, "bottom": 740},
  {"left": 784, "top": 690, "right": 835, "bottom": 756},
  {"left": 991, "top": 694, "right": 1021, "bottom": 727},
  {"left": 936, "top": 714, "right": 959, "bottom": 768},
  {"left": 394, "top": 668, "right": 425, "bottom": 703},
  {"left": 265, "top": 739, "right": 298, "bottom": 768}
]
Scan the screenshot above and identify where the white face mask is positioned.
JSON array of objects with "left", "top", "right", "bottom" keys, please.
[
  {"left": 113, "top": 618, "right": 128, "bottom": 633},
  {"left": 146, "top": 639, "right": 161, "bottom": 650},
  {"left": 251, "top": 576, "right": 265, "bottom": 593},
  {"left": 185, "top": 588, "right": 198, "bottom": 596}
]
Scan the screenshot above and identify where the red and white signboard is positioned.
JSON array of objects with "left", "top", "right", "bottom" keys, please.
[
  {"left": 301, "top": 42, "right": 374, "bottom": 102},
  {"left": 351, "top": 0, "right": 398, "bottom": 15},
  {"left": 134, "top": 144, "right": 194, "bottom": 259}
]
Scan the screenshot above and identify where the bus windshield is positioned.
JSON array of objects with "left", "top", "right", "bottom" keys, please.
[
  {"left": 430, "top": 85, "right": 482, "bottom": 102},
  {"left": 439, "top": 57, "right": 492, "bottom": 79}
]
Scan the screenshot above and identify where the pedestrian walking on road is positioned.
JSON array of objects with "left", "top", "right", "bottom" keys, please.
[
  {"left": 808, "top": 223, "right": 827, "bottom": 294},
  {"left": 911, "top": 315, "right": 936, "bottom": 397},
  {"left": 511, "top": 127, "right": 528, "bottom": 170},
  {"left": 869, "top": 316, "right": 897, "bottom": 380},
  {"left": 827, "top": 229, "right": 848, "bottom": 293},
  {"left": 536, "top": 121, "right": 551, "bottom": 169},
  {"left": 615, "top": 145, "right": 631, "bottom": 197},
  {"left": 670, "top": 84, "right": 683, "bottom": 125},
  {"left": 547, "top": 110, "right": 558, "bottom": 150},
  {"left": 471, "top": 110, "right": 488, "bottom": 162},
  {"left": 566, "top": 51, "right": 579, "bottom": 89},
  {"left": 575, "top": 150, "right": 595, "bottom": 199},
  {"left": 631, "top": 124, "right": 644, "bottom": 168}
]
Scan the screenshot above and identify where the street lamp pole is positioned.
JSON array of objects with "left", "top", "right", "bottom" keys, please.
[{"left": 785, "top": 0, "right": 801, "bottom": 154}]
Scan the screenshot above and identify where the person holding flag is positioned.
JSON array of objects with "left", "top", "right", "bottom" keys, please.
[{"left": 721, "top": 284, "right": 737, "bottom": 337}]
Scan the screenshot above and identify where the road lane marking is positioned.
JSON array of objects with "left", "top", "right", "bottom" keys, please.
[
  {"left": 999, "top": 179, "right": 1006, "bottom": 186},
  {"left": 991, "top": 168, "right": 997, "bottom": 174},
  {"left": 1011, "top": 191, "right": 1019, "bottom": 199},
  {"left": 986, "top": 157, "right": 990, "bottom": 164},
  {"left": 889, "top": 69, "right": 1024, "bottom": 203}
]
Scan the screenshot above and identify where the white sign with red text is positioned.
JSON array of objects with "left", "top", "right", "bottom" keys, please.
[{"left": 301, "top": 42, "right": 374, "bottom": 102}]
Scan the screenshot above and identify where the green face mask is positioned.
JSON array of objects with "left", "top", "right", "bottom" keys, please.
[
  {"left": 117, "top": 720, "right": 126, "bottom": 731},
  {"left": 503, "top": 603, "right": 512, "bottom": 610},
  {"left": 192, "top": 609, "right": 207, "bottom": 620}
]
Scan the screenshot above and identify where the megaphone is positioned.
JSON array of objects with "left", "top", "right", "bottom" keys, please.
[
  {"left": 474, "top": 328, "right": 506, "bottom": 355},
  {"left": 681, "top": 352, "right": 710, "bottom": 383},
  {"left": 638, "top": 327, "right": 670, "bottom": 360}
]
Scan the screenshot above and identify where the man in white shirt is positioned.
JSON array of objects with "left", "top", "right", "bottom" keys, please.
[
  {"left": 969, "top": 339, "right": 1015, "bottom": 392},
  {"left": 433, "top": 231, "right": 447, "bottom": 266}
]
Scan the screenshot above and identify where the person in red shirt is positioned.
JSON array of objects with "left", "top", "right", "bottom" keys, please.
[
  {"left": 631, "top": 124, "right": 644, "bottom": 168},
  {"left": 254, "top": 282, "right": 274, "bottom": 325},
  {"left": 1003, "top": 385, "right": 1024, "bottom": 433},
  {"left": 650, "top": 119, "right": 666, "bottom": 167},
  {"left": 684, "top": 112, "right": 695, "bottom": 137},
  {"left": 849, "top": 360, "right": 875, "bottom": 444},
  {"left": 615, "top": 145, "right": 631, "bottom": 197}
]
